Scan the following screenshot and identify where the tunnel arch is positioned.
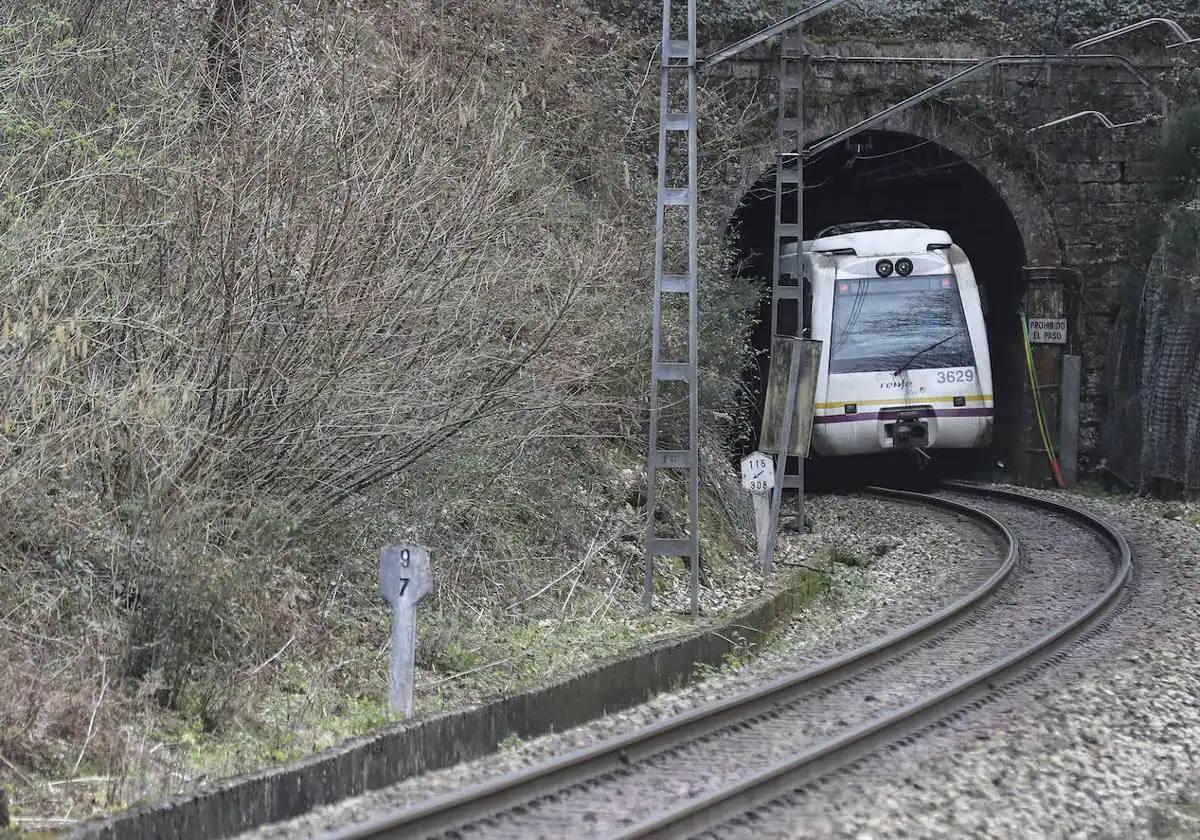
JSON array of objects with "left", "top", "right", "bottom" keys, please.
[{"left": 729, "top": 126, "right": 1047, "bottom": 473}]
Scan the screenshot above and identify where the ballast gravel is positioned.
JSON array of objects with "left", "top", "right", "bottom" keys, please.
[
  {"left": 745, "top": 488, "right": 1200, "bottom": 839},
  {"left": 247, "top": 488, "right": 1200, "bottom": 840},
  {"left": 245, "top": 491, "right": 1002, "bottom": 838}
]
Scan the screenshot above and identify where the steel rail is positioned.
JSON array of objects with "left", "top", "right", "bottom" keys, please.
[
  {"left": 322, "top": 488, "right": 1017, "bottom": 840},
  {"left": 615, "top": 484, "right": 1133, "bottom": 838}
]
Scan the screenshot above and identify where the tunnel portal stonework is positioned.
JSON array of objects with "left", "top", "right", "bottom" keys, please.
[{"left": 711, "top": 39, "right": 1199, "bottom": 464}]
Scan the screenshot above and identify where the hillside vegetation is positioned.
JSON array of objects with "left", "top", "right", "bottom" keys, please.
[
  {"left": 0, "top": 0, "right": 764, "bottom": 823},
  {"left": 1100, "top": 105, "right": 1200, "bottom": 494},
  {"left": 10, "top": 0, "right": 1192, "bottom": 826}
]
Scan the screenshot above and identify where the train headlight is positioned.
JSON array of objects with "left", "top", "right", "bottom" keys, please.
[
  {"left": 876, "top": 259, "right": 894, "bottom": 277},
  {"left": 896, "top": 258, "right": 914, "bottom": 276}
]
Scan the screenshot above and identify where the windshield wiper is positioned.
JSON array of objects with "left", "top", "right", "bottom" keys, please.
[{"left": 893, "top": 330, "right": 965, "bottom": 376}]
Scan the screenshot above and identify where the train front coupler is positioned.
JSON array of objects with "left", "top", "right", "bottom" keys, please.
[{"left": 888, "top": 410, "right": 929, "bottom": 449}]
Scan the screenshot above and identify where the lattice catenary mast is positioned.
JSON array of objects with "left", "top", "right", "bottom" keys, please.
[
  {"left": 645, "top": 0, "right": 851, "bottom": 614},
  {"left": 644, "top": 7, "right": 1181, "bottom": 613}
]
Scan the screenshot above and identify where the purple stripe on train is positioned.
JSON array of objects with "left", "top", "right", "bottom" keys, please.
[{"left": 813, "top": 407, "right": 995, "bottom": 425}]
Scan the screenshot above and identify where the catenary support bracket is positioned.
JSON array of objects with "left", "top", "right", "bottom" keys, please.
[
  {"left": 1072, "top": 17, "right": 1199, "bottom": 52},
  {"left": 806, "top": 53, "right": 1170, "bottom": 158}
]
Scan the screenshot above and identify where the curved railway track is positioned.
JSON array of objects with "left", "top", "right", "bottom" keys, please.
[{"left": 322, "top": 484, "right": 1132, "bottom": 840}]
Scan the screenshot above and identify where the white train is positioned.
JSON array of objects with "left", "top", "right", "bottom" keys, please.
[{"left": 781, "top": 221, "right": 993, "bottom": 457}]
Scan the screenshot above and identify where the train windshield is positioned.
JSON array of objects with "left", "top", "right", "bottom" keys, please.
[{"left": 830, "top": 274, "right": 975, "bottom": 374}]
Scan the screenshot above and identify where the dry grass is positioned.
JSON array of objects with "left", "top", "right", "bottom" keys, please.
[{"left": 0, "top": 0, "right": 761, "bottom": 824}]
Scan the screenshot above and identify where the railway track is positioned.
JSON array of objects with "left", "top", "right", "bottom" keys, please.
[{"left": 322, "top": 484, "right": 1131, "bottom": 840}]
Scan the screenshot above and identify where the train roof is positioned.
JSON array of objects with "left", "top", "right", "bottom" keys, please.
[{"left": 787, "top": 225, "right": 954, "bottom": 257}]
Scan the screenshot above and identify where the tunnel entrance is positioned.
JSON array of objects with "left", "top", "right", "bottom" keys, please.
[{"left": 731, "top": 129, "right": 1028, "bottom": 477}]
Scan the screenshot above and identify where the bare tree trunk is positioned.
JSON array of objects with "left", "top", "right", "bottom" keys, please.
[{"left": 204, "top": 0, "right": 252, "bottom": 108}]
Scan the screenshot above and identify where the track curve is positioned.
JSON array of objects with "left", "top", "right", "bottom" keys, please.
[{"left": 320, "top": 485, "right": 1131, "bottom": 840}]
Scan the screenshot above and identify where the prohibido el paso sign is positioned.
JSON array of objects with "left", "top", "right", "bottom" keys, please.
[{"left": 1028, "top": 318, "right": 1067, "bottom": 344}]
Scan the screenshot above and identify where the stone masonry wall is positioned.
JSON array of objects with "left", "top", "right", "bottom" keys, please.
[{"left": 703, "top": 36, "right": 1199, "bottom": 463}]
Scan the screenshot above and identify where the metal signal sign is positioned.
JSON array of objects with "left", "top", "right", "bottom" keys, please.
[
  {"left": 1029, "top": 318, "right": 1067, "bottom": 344},
  {"left": 379, "top": 542, "right": 433, "bottom": 717}
]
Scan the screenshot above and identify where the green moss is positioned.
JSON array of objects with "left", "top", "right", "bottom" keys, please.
[
  {"left": 1161, "top": 105, "right": 1200, "bottom": 200},
  {"left": 698, "top": 491, "right": 742, "bottom": 568},
  {"left": 824, "top": 544, "right": 870, "bottom": 568},
  {"left": 498, "top": 733, "right": 524, "bottom": 751},
  {"left": 1157, "top": 201, "right": 1200, "bottom": 305}
]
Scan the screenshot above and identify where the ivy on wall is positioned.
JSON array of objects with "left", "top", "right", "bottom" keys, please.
[{"left": 1161, "top": 104, "right": 1200, "bottom": 200}]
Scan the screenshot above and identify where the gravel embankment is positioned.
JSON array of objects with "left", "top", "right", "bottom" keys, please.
[
  {"left": 743, "top": 489, "right": 1200, "bottom": 839},
  {"left": 245, "top": 491, "right": 1002, "bottom": 838}
]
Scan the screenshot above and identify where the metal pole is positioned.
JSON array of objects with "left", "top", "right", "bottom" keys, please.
[
  {"left": 794, "top": 21, "right": 806, "bottom": 528},
  {"left": 643, "top": 0, "right": 673, "bottom": 613},
  {"left": 645, "top": 0, "right": 700, "bottom": 617},
  {"left": 764, "top": 341, "right": 801, "bottom": 574},
  {"left": 1060, "top": 355, "right": 1081, "bottom": 486},
  {"left": 636, "top": 0, "right": 854, "bottom": 590},
  {"left": 769, "top": 7, "right": 805, "bottom": 532},
  {"left": 686, "top": 0, "right": 700, "bottom": 620}
]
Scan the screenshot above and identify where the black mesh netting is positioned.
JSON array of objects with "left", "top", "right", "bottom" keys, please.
[{"left": 1100, "top": 199, "right": 1200, "bottom": 494}]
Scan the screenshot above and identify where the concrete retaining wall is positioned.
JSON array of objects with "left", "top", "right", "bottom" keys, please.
[{"left": 74, "top": 578, "right": 815, "bottom": 839}]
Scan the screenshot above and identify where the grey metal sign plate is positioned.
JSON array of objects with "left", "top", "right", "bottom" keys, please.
[
  {"left": 1029, "top": 317, "right": 1067, "bottom": 344},
  {"left": 379, "top": 542, "right": 433, "bottom": 717},
  {"left": 380, "top": 543, "right": 433, "bottom": 606},
  {"left": 760, "top": 337, "right": 823, "bottom": 457}
]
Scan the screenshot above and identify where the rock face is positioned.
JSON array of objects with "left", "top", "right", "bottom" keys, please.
[
  {"left": 1101, "top": 198, "right": 1200, "bottom": 495},
  {"left": 613, "top": 3, "right": 1200, "bottom": 472}
]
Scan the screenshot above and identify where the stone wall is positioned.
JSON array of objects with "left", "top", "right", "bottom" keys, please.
[{"left": 703, "top": 36, "right": 1198, "bottom": 463}]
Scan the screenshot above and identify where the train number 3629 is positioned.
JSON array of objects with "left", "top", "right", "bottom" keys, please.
[{"left": 935, "top": 369, "right": 975, "bottom": 383}]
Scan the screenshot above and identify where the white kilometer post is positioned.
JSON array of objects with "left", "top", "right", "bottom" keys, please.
[
  {"left": 379, "top": 542, "right": 434, "bottom": 717},
  {"left": 741, "top": 451, "right": 777, "bottom": 568}
]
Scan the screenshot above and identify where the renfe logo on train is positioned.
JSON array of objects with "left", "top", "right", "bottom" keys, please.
[{"left": 1029, "top": 318, "right": 1067, "bottom": 344}]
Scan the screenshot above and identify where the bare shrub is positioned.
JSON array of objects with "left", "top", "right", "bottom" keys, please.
[
  {"left": 0, "top": 0, "right": 759, "bottom": 813},
  {"left": 1, "top": 4, "right": 624, "bottom": 702}
]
